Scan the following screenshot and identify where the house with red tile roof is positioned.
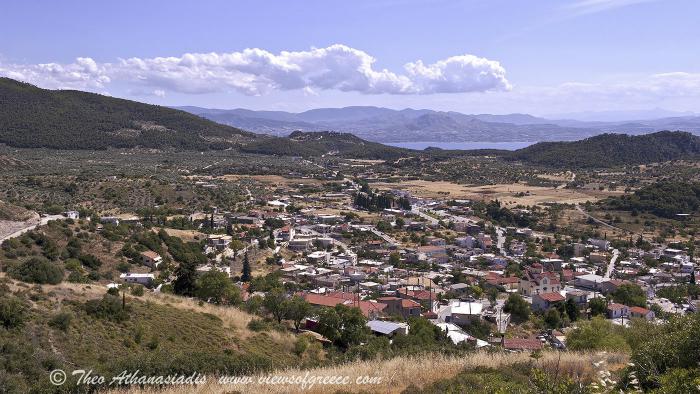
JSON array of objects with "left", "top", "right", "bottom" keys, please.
[
  {"left": 377, "top": 296, "right": 422, "bottom": 319},
  {"left": 629, "top": 306, "right": 655, "bottom": 320},
  {"left": 140, "top": 250, "right": 162, "bottom": 268},
  {"left": 532, "top": 292, "right": 566, "bottom": 311},
  {"left": 600, "top": 279, "right": 628, "bottom": 295},
  {"left": 485, "top": 276, "right": 520, "bottom": 291},
  {"left": 303, "top": 293, "right": 387, "bottom": 319},
  {"left": 607, "top": 303, "right": 629, "bottom": 319},
  {"left": 519, "top": 271, "right": 561, "bottom": 296},
  {"left": 397, "top": 288, "right": 436, "bottom": 309}
]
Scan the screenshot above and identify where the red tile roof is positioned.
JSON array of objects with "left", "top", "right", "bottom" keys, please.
[
  {"left": 356, "top": 301, "right": 387, "bottom": 316},
  {"left": 629, "top": 306, "right": 651, "bottom": 315},
  {"left": 304, "top": 293, "right": 386, "bottom": 317},
  {"left": 401, "top": 299, "right": 421, "bottom": 308},
  {"left": 140, "top": 251, "right": 160, "bottom": 259},
  {"left": 537, "top": 292, "right": 565, "bottom": 302},
  {"left": 503, "top": 338, "right": 543, "bottom": 350},
  {"left": 489, "top": 276, "right": 519, "bottom": 285},
  {"left": 304, "top": 294, "right": 345, "bottom": 308},
  {"left": 607, "top": 303, "right": 627, "bottom": 310}
]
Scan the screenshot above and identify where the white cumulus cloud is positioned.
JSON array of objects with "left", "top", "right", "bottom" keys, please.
[
  {"left": 0, "top": 57, "right": 110, "bottom": 90},
  {"left": 0, "top": 45, "right": 510, "bottom": 96}
]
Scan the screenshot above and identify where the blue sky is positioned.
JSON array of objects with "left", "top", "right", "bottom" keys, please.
[{"left": 1, "top": 0, "right": 698, "bottom": 116}]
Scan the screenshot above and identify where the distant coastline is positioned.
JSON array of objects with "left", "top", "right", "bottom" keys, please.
[{"left": 385, "top": 141, "right": 536, "bottom": 151}]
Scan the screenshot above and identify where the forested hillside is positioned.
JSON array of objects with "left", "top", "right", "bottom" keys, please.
[
  {"left": 241, "top": 131, "right": 412, "bottom": 159},
  {"left": 509, "top": 131, "right": 700, "bottom": 168},
  {"left": 602, "top": 181, "right": 700, "bottom": 218},
  {"left": 0, "top": 78, "right": 256, "bottom": 150}
]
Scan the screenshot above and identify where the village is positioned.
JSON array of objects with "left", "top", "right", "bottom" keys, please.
[{"left": 101, "top": 173, "right": 699, "bottom": 353}]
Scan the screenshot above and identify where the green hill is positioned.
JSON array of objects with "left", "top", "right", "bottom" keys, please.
[
  {"left": 0, "top": 78, "right": 256, "bottom": 150},
  {"left": 602, "top": 181, "right": 700, "bottom": 218},
  {"left": 509, "top": 131, "right": 700, "bottom": 168},
  {"left": 0, "top": 276, "right": 301, "bottom": 392},
  {"left": 0, "top": 78, "right": 413, "bottom": 159},
  {"left": 241, "top": 130, "right": 413, "bottom": 159}
]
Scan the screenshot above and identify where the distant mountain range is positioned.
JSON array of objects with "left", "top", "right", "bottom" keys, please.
[
  {"left": 177, "top": 105, "right": 700, "bottom": 143},
  {"left": 3, "top": 78, "right": 700, "bottom": 167},
  {"left": 0, "top": 78, "right": 408, "bottom": 159}
]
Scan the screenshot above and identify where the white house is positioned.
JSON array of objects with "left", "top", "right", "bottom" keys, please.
[
  {"left": 196, "top": 264, "right": 232, "bottom": 278},
  {"left": 120, "top": 273, "right": 155, "bottom": 286},
  {"left": 588, "top": 238, "right": 611, "bottom": 251},
  {"left": 574, "top": 273, "right": 605, "bottom": 290},
  {"left": 140, "top": 251, "right": 162, "bottom": 269},
  {"left": 607, "top": 303, "right": 629, "bottom": 319},
  {"left": 436, "top": 299, "right": 483, "bottom": 326},
  {"left": 64, "top": 211, "right": 80, "bottom": 219}
]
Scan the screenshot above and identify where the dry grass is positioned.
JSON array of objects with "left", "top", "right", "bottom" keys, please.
[
  {"left": 107, "top": 351, "right": 626, "bottom": 394},
  {"left": 373, "top": 179, "right": 622, "bottom": 207},
  {"left": 157, "top": 228, "right": 206, "bottom": 242},
  {"left": 218, "top": 174, "right": 325, "bottom": 187},
  {"left": 134, "top": 290, "right": 294, "bottom": 345},
  {"left": 3, "top": 275, "right": 295, "bottom": 346}
]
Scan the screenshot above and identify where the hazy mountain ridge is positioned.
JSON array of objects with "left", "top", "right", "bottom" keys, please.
[{"left": 179, "top": 105, "right": 700, "bottom": 143}]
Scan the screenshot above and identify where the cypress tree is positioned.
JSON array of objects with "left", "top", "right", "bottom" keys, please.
[{"left": 241, "top": 252, "right": 251, "bottom": 282}]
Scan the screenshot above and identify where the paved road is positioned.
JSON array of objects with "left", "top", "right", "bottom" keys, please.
[
  {"left": 368, "top": 227, "right": 401, "bottom": 247},
  {"left": 604, "top": 249, "right": 620, "bottom": 280},
  {"left": 0, "top": 214, "right": 65, "bottom": 243},
  {"left": 411, "top": 207, "right": 440, "bottom": 226},
  {"left": 495, "top": 227, "right": 506, "bottom": 255},
  {"left": 349, "top": 224, "right": 401, "bottom": 247},
  {"left": 575, "top": 204, "right": 630, "bottom": 234}
]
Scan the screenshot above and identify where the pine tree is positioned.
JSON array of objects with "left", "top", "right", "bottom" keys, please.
[
  {"left": 241, "top": 252, "right": 251, "bottom": 282},
  {"left": 173, "top": 261, "right": 198, "bottom": 296}
]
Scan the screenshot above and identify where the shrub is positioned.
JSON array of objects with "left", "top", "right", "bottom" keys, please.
[
  {"left": 0, "top": 296, "right": 27, "bottom": 328},
  {"left": 130, "top": 285, "right": 144, "bottom": 296},
  {"left": 293, "top": 336, "right": 308, "bottom": 356},
  {"left": 147, "top": 336, "right": 159, "bottom": 350},
  {"left": 247, "top": 318, "right": 270, "bottom": 332},
  {"left": 8, "top": 257, "right": 64, "bottom": 284},
  {"left": 64, "top": 258, "right": 82, "bottom": 272},
  {"left": 67, "top": 271, "right": 88, "bottom": 283},
  {"left": 78, "top": 254, "right": 102, "bottom": 270},
  {"left": 503, "top": 293, "right": 530, "bottom": 323},
  {"left": 48, "top": 311, "right": 73, "bottom": 332},
  {"left": 566, "top": 316, "right": 629, "bottom": 352},
  {"left": 84, "top": 294, "right": 129, "bottom": 322}
]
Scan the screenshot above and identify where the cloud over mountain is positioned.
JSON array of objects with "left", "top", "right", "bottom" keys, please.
[{"left": 0, "top": 45, "right": 510, "bottom": 96}]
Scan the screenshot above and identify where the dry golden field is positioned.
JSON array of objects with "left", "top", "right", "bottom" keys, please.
[
  {"left": 374, "top": 179, "right": 622, "bottom": 207},
  {"left": 107, "top": 351, "right": 627, "bottom": 394}
]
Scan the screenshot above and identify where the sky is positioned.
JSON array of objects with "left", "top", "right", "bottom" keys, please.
[{"left": 1, "top": 0, "right": 699, "bottom": 117}]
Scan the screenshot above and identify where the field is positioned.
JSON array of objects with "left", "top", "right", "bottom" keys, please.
[
  {"left": 374, "top": 179, "right": 621, "bottom": 207},
  {"left": 109, "top": 351, "right": 627, "bottom": 394},
  {"left": 218, "top": 174, "right": 328, "bottom": 187}
]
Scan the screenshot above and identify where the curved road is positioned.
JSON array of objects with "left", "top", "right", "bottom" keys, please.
[
  {"left": 575, "top": 204, "right": 630, "bottom": 234},
  {"left": 0, "top": 214, "right": 65, "bottom": 243}
]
